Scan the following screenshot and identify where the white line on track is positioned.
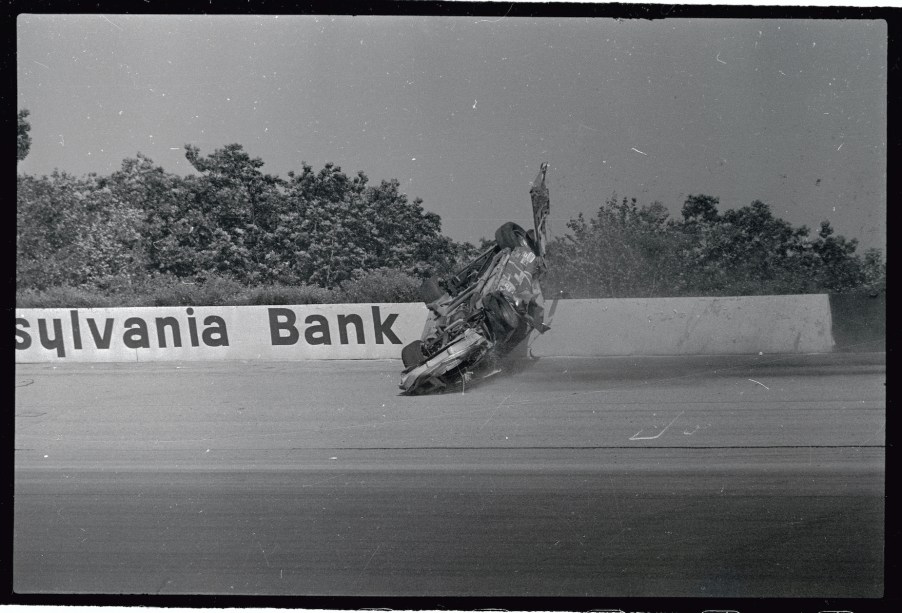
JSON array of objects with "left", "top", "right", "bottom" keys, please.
[{"left": 629, "top": 410, "right": 685, "bottom": 441}]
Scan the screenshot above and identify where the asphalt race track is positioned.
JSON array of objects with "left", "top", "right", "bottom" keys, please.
[{"left": 14, "top": 353, "right": 885, "bottom": 598}]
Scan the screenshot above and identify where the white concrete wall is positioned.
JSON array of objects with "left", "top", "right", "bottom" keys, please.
[
  {"left": 528, "top": 295, "right": 834, "bottom": 356},
  {"left": 15, "top": 295, "right": 834, "bottom": 363},
  {"left": 15, "top": 304, "right": 427, "bottom": 363}
]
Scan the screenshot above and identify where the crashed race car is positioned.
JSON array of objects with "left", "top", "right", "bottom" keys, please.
[{"left": 399, "top": 163, "right": 551, "bottom": 395}]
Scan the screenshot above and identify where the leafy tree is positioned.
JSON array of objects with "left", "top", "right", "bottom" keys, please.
[
  {"left": 182, "top": 144, "right": 287, "bottom": 283},
  {"left": 17, "top": 109, "right": 32, "bottom": 161},
  {"left": 16, "top": 140, "right": 472, "bottom": 295},
  {"left": 362, "top": 177, "right": 460, "bottom": 279},
  {"left": 18, "top": 130, "right": 882, "bottom": 302},
  {"left": 860, "top": 248, "right": 886, "bottom": 294},
  {"left": 17, "top": 171, "right": 146, "bottom": 291},
  {"left": 808, "top": 220, "right": 869, "bottom": 292},
  {"left": 676, "top": 197, "right": 817, "bottom": 295},
  {"left": 674, "top": 199, "right": 884, "bottom": 295},
  {"left": 184, "top": 143, "right": 284, "bottom": 230},
  {"left": 101, "top": 144, "right": 468, "bottom": 288},
  {"left": 680, "top": 193, "right": 720, "bottom": 224},
  {"left": 451, "top": 238, "right": 492, "bottom": 269},
  {"left": 104, "top": 154, "right": 207, "bottom": 280},
  {"left": 278, "top": 161, "right": 460, "bottom": 287},
  {"left": 545, "top": 195, "right": 685, "bottom": 298},
  {"left": 546, "top": 192, "right": 884, "bottom": 298},
  {"left": 17, "top": 173, "right": 78, "bottom": 289}
]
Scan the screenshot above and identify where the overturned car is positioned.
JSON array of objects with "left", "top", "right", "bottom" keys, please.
[{"left": 399, "top": 163, "right": 551, "bottom": 395}]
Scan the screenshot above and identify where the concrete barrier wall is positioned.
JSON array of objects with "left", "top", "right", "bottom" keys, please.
[
  {"left": 528, "top": 295, "right": 835, "bottom": 357},
  {"left": 15, "top": 295, "right": 835, "bottom": 363},
  {"left": 15, "top": 304, "right": 428, "bottom": 363}
]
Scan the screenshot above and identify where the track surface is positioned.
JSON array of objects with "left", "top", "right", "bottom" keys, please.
[{"left": 14, "top": 353, "right": 885, "bottom": 597}]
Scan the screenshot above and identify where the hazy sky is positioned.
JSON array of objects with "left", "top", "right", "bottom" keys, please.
[{"left": 16, "top": 15, "right": 887, "bottom": 252}]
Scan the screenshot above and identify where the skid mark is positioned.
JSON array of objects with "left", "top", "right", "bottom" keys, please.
[
  {"left": 480, "top": 391, "right": 514, "bottom": 429},
  {"left": 630, "top": 410, "right": 684, "bottom": 441},
  {"left": 258, "top": 542, "right": 271, "bottom": 567},
  {"left": 682, "top": 423, "right": 711, "bottom": 436},
  {"left": 353, "top": 543, "right": 383, "bottom": 588},
  {"left": 748, "top": 378, "right": 770, "bottom": 390}
]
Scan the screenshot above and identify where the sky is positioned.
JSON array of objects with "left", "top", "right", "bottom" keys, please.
[{"left": 16, "top": 14, "right": 887, "bottom": 253}]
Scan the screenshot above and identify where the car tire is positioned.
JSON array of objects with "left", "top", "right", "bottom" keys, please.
[
  {"left": 495, "top": 222, "right": 536, "bottom": 253},
  {"left": 402, "top": 340, "right": 427, "bottom": 368},
  {"left": 483, "top": 291, "right": 521, "bottom": 339}
]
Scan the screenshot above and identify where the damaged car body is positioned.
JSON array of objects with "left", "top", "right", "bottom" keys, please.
[{"left": 399, "top": 163, "right": 551, "bottom": 395}]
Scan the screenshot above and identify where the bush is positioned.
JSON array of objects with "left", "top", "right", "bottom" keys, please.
[
  {"left": 16, "top": 285, "right": 115, "bottom": 309},
  {"left": 136, "top": 274, "right": 246, "bottom": 306},
  {"left": 15, "top": 269, "right": 425, "bottom": 308},
  {"left": 333, "top": 268, "right": 421, "bottom": 303},
  {"left": 242, "top": 283, "right": 333, "bottom": 305}
]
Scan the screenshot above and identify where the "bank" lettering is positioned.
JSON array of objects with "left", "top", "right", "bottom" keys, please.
[{"left": 268, "top": 306, "right": 401, "bottom": 346}]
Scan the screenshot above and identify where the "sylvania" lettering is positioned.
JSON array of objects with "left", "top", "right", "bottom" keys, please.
[{"left": 15, "top": 308, "right": 229, "bottom": 358}]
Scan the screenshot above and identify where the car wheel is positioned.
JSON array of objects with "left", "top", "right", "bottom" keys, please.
[
  {"left": 495, "top": 222, "right": 536, "bottom": 253},
  {"left": 483, "top": 291, "right": 521, "bottom": 340}
]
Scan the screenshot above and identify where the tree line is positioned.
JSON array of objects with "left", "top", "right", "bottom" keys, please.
[
  {"left": 18, "top": 116, "right": 473, "bottom": 299},
  {"left": 17, "top": 109, "right": 884, "bottom": 305},
  {"left": 542, "top": 194, "right": 885, "bottom": 298}
]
